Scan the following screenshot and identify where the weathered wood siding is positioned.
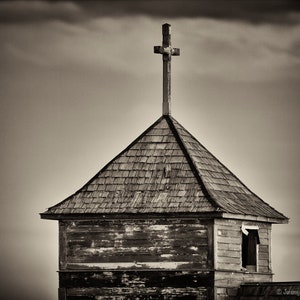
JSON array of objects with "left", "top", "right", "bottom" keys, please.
[
  {"left": 214, "top": 219, "right": 272, "bottom": 299},
  {"left": 58, "top": 218, "right": 274, "bottom": 299},
  {"left": 238, "top": 282, "right": 300, "bottom": 299},
  {"left": 60, "top": 219, "right": 212, "bottom": 271},
  {"left": 214, "top": 219, "right": 242, "bottom": 272},
  {"left": 59, "top": 270, "right": 213, "bottom": 299},
  {"left": 215, "top": 271, "right": 273, "bottom": 300},
  {"left": 214, "top": 219, "right": 271, "bottom": 273},
  {"left": 58, "top": 218, "right": 214, "bottom": 299}
]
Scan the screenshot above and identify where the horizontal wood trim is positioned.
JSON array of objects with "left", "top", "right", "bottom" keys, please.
[
  {"left": 41, "top": 212, "right": 223, "bottom": 220},
  {"left": 41, "top": 212, "right": 288, "bottom": 223},
  {"left": 221, "top": 213, "right": 288, "bottom": 224},
  {"left": 217, "top": 236, "right": 241, "bottom": 244},
  {"left": 66, "top": 261, "right": 210, "bottom": 271},
  {"left": 217, "top": 262, "right": 241, "bottom": 271},
  {"left": 218, "top": 250, "right": 240, "bottom": 258},
  {"left": 68, "top": 253, "right": 208, "bottom": 264},
  {"left": 66, "top": 287, "right": 208, "bottom": 298}
]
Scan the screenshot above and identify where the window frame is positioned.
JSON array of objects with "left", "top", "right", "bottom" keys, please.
[{"left": 241, "top": 225, "right": 260, "bottom": 272}]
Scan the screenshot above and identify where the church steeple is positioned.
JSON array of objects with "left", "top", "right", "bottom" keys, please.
[
  {"left": 154, "top": 23, "right": 180, "bottom": 115},
  {"left": 41, "top": 23, "right": 289, "bottom": 300}
]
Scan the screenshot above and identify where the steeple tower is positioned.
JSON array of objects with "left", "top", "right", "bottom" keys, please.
[{"left": 41, "top": 23, "right": 288, "bottom": 300}]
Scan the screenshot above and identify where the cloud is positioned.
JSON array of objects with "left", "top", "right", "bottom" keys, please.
[
  {"left": 173, "top": 19, "right": 300, "bottom": 82},
  {"left": 0, "top": 1, "right": 82, "bottom": 23},
  {"left": 2, "top": 16, "right": 300, "bottom": 84},
  {"left": 1, "top": 0, "right": 300, "bottom": 25},
  {"left": 80, "top": 0, "right": 300, "bottom": 25}
]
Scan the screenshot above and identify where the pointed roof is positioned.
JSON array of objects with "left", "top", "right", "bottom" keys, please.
[{"left": 41, "top": 115, "right": 287, "bottom": 223}]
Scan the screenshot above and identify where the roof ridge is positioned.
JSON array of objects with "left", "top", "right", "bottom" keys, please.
[{"left": 165, "top": 115, "right": 221, "bottom": 211}]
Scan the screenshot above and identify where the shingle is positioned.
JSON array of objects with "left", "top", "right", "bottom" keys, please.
[{"left": 41, "top": 116, "right": 287, "bottom": 222}]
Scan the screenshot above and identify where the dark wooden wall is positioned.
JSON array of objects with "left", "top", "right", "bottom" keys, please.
[
  {"left": 58, "top": 218, "right": 214, "bottom": 299},
  {"left": 59, "top": 270, "right": 213, "bottom": 299},
  {"left": 238, "top": 282, "right": 300, "bottom": 299},
  {"left": 57, "top": 217, "right": 274, "bottom": 299}
]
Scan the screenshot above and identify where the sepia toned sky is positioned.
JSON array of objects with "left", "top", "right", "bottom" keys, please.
[{"left": 1, "top": 1, "right": 300, "bottom": 299}]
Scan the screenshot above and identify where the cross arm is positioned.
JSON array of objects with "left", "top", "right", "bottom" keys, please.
[{"left": 154, "top": 46, "right": 180, "bottom": 56}]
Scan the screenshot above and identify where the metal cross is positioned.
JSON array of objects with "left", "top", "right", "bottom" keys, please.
[{"left": 154, "top": 23, "right": 180, "bottom": 116}]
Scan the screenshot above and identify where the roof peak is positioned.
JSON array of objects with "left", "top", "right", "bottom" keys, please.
[{"left": 41, "top": 115, "right": 287, "bottom": 223}]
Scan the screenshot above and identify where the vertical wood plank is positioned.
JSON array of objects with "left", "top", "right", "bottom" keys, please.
[
  {"left": 213, "top": 220, "right": 218, "bottom": 271},
  {"left": 59, "top": 221, "right": 67, "bottom": 270},
  {"left": 58, "top": 288, "right": 66, "bottom": 300},
  {"left": 207, "top": 221, "right": 214, "bottom": 269},
  {"left": 268, "top": 225, "right": 272, "bottom": 273}
]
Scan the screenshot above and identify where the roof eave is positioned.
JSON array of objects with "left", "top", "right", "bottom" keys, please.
[
  {"left": 40, "top": 211, "right": 224, "bottom": 221},
  {"left": 221, "top": 212, "right": 289, "bottom": 224},
  {"left": 40, "top": 211, "right": 288, "bottom": 224}
]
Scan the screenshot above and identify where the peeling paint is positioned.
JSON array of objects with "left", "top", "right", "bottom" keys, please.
[
  {"left": 86, "top": 247, "right": 115, "bottom": 254},
  {"left": 148, "top": 225, "right": 170, "bottom": 231},
  {"left": 61, "top": 219, "right": 212, "bottom": 298},
  {"left": 190, "top": 246, "right": 198, "bottom": 252},
  {"left": 114, "top": 233, "right": 124, "bottom": 239},
  {"left": 125, "top": 225, "right": 141, "bottom": 236},
  {"left": 102, "top": 272, "right": 113, "bottom": 277},
  {"left": 69, "top": 261, "right": 191, "bottom": 270}
]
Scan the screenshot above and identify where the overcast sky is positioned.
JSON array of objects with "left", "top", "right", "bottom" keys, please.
[{"left": 1, "top": 1, "right": 300, "bottom": 299}]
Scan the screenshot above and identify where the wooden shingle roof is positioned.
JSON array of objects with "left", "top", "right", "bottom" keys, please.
[{"left": 41, "top": 115, "right": 288, "bottom": 223}]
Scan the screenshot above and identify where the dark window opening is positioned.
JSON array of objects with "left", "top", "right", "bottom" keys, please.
[{"left": 242, "top": 229, "right": 260, "bottom": 269}]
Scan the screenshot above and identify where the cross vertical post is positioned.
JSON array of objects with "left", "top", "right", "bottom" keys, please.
[{"left": 154, "top": 24, "right": 180, "bottom": 115}]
